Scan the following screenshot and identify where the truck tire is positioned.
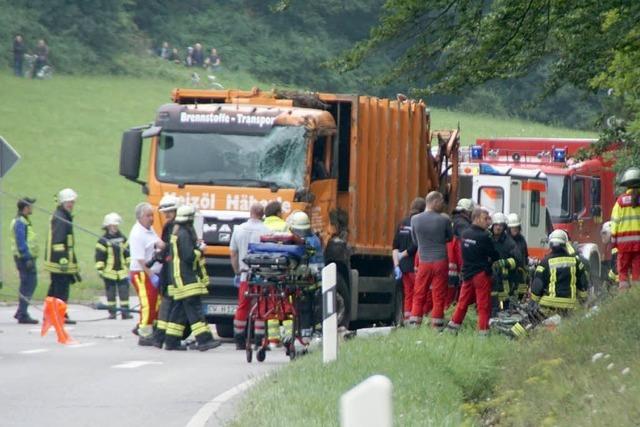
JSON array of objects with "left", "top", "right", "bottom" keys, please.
[
  {"left": 391, "top": 284, "right": 404, "bottom": 327},
  {"left": 215, "top": 322, "right": 234, "bottom": 339},
  {"left": 589, "top": 255, "right": 602, "bottom": 297},
  {"left": 336, "top": 274, "right": 351, "bottom": 328}
]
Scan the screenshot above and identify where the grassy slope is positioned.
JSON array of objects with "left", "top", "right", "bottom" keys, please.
[
  {"left": 0, "top": 68, "right": 594, "bottom": 302},
  {"left": 231, "top": 290, "right": 640, "bottom": 427}
]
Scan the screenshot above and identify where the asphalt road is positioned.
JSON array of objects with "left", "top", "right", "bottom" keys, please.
[{"left": 0, "top": 299, "right": 288, "bottom": 427}]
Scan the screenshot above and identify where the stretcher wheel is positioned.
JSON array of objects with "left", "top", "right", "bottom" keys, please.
[
  {"left": 246, "top": 347, "right": 253, "bottom": 363},
  {"left": 257, "top": 347, "right": 266, "bottom": 362}
]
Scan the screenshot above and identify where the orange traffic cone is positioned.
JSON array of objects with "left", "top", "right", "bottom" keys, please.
[{"left": 41, "top": 296, "right": 77, "bottom": 344}]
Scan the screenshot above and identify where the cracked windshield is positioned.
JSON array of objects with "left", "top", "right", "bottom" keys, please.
[{"left": 156, "top": 126, "right": 308, "bottom": 189}]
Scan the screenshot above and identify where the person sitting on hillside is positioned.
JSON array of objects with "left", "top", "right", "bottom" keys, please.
[
  {"left": 204, "top": 48, "right": 221, "bottom": 70},
  {"left": 184, "top": 46, "right": 194, "bottom": 67},
  {"left": 33, "top": 39, "right": 49, "bottom": 78},
  {"left": 168, "top": 48, "right": 181, "bottom": 64},
  {"left": 158, "top": 41, "right": 170, "bottom": 59},
  {"left": 192, "top": 43, "right": 204, "bottom": 67}
]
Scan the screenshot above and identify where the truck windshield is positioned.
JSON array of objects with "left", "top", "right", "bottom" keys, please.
[
  {"left": 155, "top": 126, "right": 308, "bottom": 188},
  {"left": 547, "top": 175, "right": 570, "bottom": 220}
]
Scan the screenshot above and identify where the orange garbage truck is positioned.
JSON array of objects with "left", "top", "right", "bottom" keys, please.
[{"left": 119, "top": 88, "right": 459, "bottom": 337}]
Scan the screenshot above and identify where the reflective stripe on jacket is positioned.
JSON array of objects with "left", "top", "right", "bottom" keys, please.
[
  {"left": 168, "top": 225, "right": 208, "bottom": 300},
  {"left": 611, "top": 189, "right": 640, "bottom": 252},
  {"left": 95, "top": 231, "right": 130, "bottom": 280},
  {"left": 10, "top": 215, "right": 38, "bottom": 259},
  {"left": 531, "top": 252, "right": 588, "bottom": 309}
]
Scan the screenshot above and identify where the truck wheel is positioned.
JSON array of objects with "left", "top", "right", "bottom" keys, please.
[
  {"left": 336, "top": 274, "right": 351, "bottom": 328},
  {"left": 391, "top": 285, "right": 404, "bottom": 327},
  {"left": 589, "top": 256, "right": 602, "bottom": 297},
  {"left": 215, "top": 322, "right": 234, "bottom": 339}
]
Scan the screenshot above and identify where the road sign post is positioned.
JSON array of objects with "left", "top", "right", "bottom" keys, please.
[
  {"left": 322, "top": 263, "right": 337, "bottom": 363},
  {"left": 0, "top": 136, "right": 22, "bottom": 288},
  {"left": 340, "top": 375, "right": 393, "bottom": 427}
]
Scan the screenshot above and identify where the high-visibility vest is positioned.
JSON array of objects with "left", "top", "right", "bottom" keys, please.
[
  {"left": 611, "top": 189, "right": 640, "bottom": 252},
  {"left": 10, "top": 215, "right": 38, "bottom": 259}
]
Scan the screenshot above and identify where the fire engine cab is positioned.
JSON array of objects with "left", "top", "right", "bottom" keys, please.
[{"left": 457, "top": 138, "right": 616, "bottom": 286}]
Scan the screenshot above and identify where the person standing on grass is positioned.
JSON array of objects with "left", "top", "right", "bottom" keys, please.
[
  {"left": 446, "top": 208, "right": 501, "bottom": 336},
  {"left": 409, "top": 191, "right": 452, "bottom": 330},
  {"left": 392, "top": 197, "right": 426, "bottom": 323},
  {"left": 128, "top": 202, "right": 164, "bottom": 346},
  {"left": 11, "top": 197, "right": 39, "bottom": 324},
  {"left": 611, "top": 167, "right": 640, "bottom": 290},
  {"left": 12, "top": 34, "right": 26, "bottom": 77},
  {"left": 44, "top": 188, "right": 80, "bottom": 324},
  {"left": 95, "top": 213, "right": 132, "bottom": 320}
]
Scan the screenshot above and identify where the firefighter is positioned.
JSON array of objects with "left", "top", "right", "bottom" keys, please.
[
  {"left": 489, "top": 212, "right": 522, "bottom": 313},
  {"left": 392, "top": 197, "right": 425, "bottom": 322},
  {"left": 611, "top": 167, "right": 640, "bottom": 290},
  {"left": 507, "top": 213, "right": 529, "bottom": 300},
  {"left": 287, "top": 211, "right": 325, "bottom": 343},
  {"left": 601, "top": 221, "right": 618, "bottom": 285},
  {"left": 11, "top": 197, "right": 39, "bottom": 324},
  {"left": 44, "top": 188, "right": 80, "bottom": 324},
  {"left": 165, "top": 205, "right": 220, "bottom": 351},
  {"left": 95, "top": 213, "right": 132, "bottom": 319},
  {"left": 446, "top": 207, "right": 501, "bottom": 335},
  {"left": 152, "top": 195, "right": 181, "bottom": 348},
  {"left": 530, "top": 230, "right": 589, "bottom": 312}
]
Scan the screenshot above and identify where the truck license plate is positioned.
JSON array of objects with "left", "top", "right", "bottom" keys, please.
[{"left": 205, "top": 304, "right": 237, "bottom": 315}]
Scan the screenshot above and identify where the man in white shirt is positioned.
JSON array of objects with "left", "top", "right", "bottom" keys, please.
[
  {"left": 230, "top": 203, "right": 270, "bottom": 349},
  {"left": 128, "top": 202, "right": 164, "bottom": 346}
]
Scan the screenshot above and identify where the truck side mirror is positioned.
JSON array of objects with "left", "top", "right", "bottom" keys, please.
[{"left": 120, "top": 130, "right": 143, "bottom": 182}]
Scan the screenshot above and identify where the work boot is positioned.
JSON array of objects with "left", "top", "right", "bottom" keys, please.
[
  {"left": 165, "top": 343, "right": 188, "bottom": 351},
  {"left": 121, "top": 312, "right": 133, "bottom": 320},
  {"left": 197, "top": 339, "right": 222, "bottom": 352},
  {"left": 108, "top": 312, "right": 117, "bottom": 320},
  {"left": 234, "top": 334, "right": 246, "bottom": 351},
  {"left": 64, "top": 314, "right": 76, "bottom": 325},
  {"left": 138, "top": 335, "right": 155, "bottom": 346},
  {"left": 17, "top": 316, "right": 39, "bottom": 325}
]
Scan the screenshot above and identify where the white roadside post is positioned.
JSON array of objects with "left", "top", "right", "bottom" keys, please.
[
  {"left": 322, "top": 262, "right": 337, "bottom": 363},
  {"left": 340, "top": 375, "right": 393, "bottom": 427}
]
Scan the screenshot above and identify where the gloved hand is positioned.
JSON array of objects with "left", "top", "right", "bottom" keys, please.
[
  {"left": 25, "top": 258, "right": 35, "bottom": 271},
  {"left": 493, "top": 259, "right": 506, "bottom": 269},
  {"left": 59, "top": 258, "right": 69, "bottom": 272},
  {"left": 394, "top": 266, "right": 403, "bottom": 280},
  {"left": 150, "top": 274, "right": 160, "bottom": 288},
  {"left": 233, "top": 275, "right": 241, "bottom": 288}
]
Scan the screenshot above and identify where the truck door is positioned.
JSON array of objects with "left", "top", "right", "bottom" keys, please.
[
  {"left": 521, "top": 179, "right": 549, "bottom": 259},
  {"left": 309, "top": 135, "right": 337, "bottom": 243},
  {"left": 472, "top": 175, "right": 511, "bottom": 214}
]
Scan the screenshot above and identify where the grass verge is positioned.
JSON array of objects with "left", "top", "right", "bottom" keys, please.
[{"left": 231, "top": 290, "right": 640, "bottom": 427}]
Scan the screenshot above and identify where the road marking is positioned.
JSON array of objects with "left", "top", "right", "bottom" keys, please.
[
  {"left": 20, "top": 348, "right": 49, "bottom": 354},
  {"left": 112, "top": 360, "right": 163, "bottom": 369},
  {"left": 67, "top": 342, "right": 96, "bottom": 349},
  {"left": 186, "top": 376, "right": 261, "bottom": 427}
]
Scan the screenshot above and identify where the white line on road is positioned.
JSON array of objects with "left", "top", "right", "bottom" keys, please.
[
  {"left": 186, "top": 376, "right": 261, "bottom": 427},
  {"left": 20, "top": 348, "right": 49, "bottom": 354},
  {"left": 67, "top": 342, "right": 96, "bottom": 349},
  {"left": 112, "top": 360, "right": 163, "bottom": 369}
]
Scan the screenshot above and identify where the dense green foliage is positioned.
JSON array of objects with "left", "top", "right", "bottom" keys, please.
[
  {"left": 233, "top": 289, "right": 640, "bottom": 426},
  {"left": 2, "top": 0, "right": 602, "bottom": 129},
  {"left": 339, "top": 0, "right": 640, "bottom": 167}
]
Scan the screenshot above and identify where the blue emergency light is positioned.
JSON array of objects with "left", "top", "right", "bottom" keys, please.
[
  {"left": 471, "top": 145, "right": 483, "bottom": 160},
  {"left": 552, "top": 148, "right": 567, "bottom": 162}
]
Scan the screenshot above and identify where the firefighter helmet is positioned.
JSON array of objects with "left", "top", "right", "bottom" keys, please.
[
  {"left": 57, "top": 188, "right": 78, "bottom": 203},
  {"left": 507, "top": 213, "right": 521, "bottom": 228},
  {"left": 287, "top": 210, "right": 311, "bottom": 237},
  {"left": 158, "top": 195, "right": 180, "bottom": 212},
  {"left": 491, "top": 212, "right": 508, "bottom": 226},
  {"left": 455, "top": 198, "right": 474, "bottom": 212},
  {"left": 620, "top": 167, "right": 640, "bottom": 188},
  {"left": 601, "top": 221, "right": 612, "bottom": 243},
  {"left": 102, "top": 212, "right": 122, "bottom": 227},
  {"left": 549, "top": 229, "right": 568, "bottom": 247},
  {"left": 175, "top": 205, "right": 196, "bottom": 223}
]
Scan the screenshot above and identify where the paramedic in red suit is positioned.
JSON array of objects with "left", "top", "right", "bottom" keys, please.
[
  {"left": 409, "top": 191, "right": 452, "bottom": 329},
  {"left": 392, "top": 197, "right": 426, "bottom": 322}
]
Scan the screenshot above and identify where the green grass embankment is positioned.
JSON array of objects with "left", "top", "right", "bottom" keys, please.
[
  {"left": 0, "top": 68, "right": 594, "bottom": 302},
  {"left": 231, "top": 290, "right": 640, "bottom": 427}
]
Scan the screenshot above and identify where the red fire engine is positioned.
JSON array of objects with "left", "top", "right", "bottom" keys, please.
[{"left": 457, "top": 137, "right": 616, "bottom": 285}]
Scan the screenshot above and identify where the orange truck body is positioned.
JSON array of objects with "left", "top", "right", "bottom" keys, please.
[{"left": 120, "top": 88, "right": 457, "bottom": 333}]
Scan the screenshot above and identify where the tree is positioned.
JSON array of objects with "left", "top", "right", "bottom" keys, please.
[{"left": 337, "top": 0, "right": 640, "bottom": 166}]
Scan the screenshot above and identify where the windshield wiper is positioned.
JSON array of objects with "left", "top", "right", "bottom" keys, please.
[{"left": 208, "top": 178, "right": 281, "bottom": 192}]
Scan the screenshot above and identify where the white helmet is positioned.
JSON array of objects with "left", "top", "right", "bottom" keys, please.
[
  {"left": 175, "top": 205, "right": 196, "bottom": 223},
  {"left": 549, "top": 229, "right": 568, "bottom": 246},
  {"left": 57, "top": 188, "right": 78, "bottom": 203},
  {"left": 601, "top": 221, "right": 612, "bottom": 243},
  {"left": 507, "top": 213, "right": 521, "bottom": 228},
  {"left": 158, "top": 194, "right": 180, "bottom": 212},
  {"left": 455, "top": 198, "right": 474, "bottom": 212},
  {"left": 491, "top": 212, "right": 508, "bottom": 226},
  {"left": 287, "top": 211, "right": 311, "bottom": 236},
  {"left": 103, "top": 212, "right": 122, "bottom": 227}
]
